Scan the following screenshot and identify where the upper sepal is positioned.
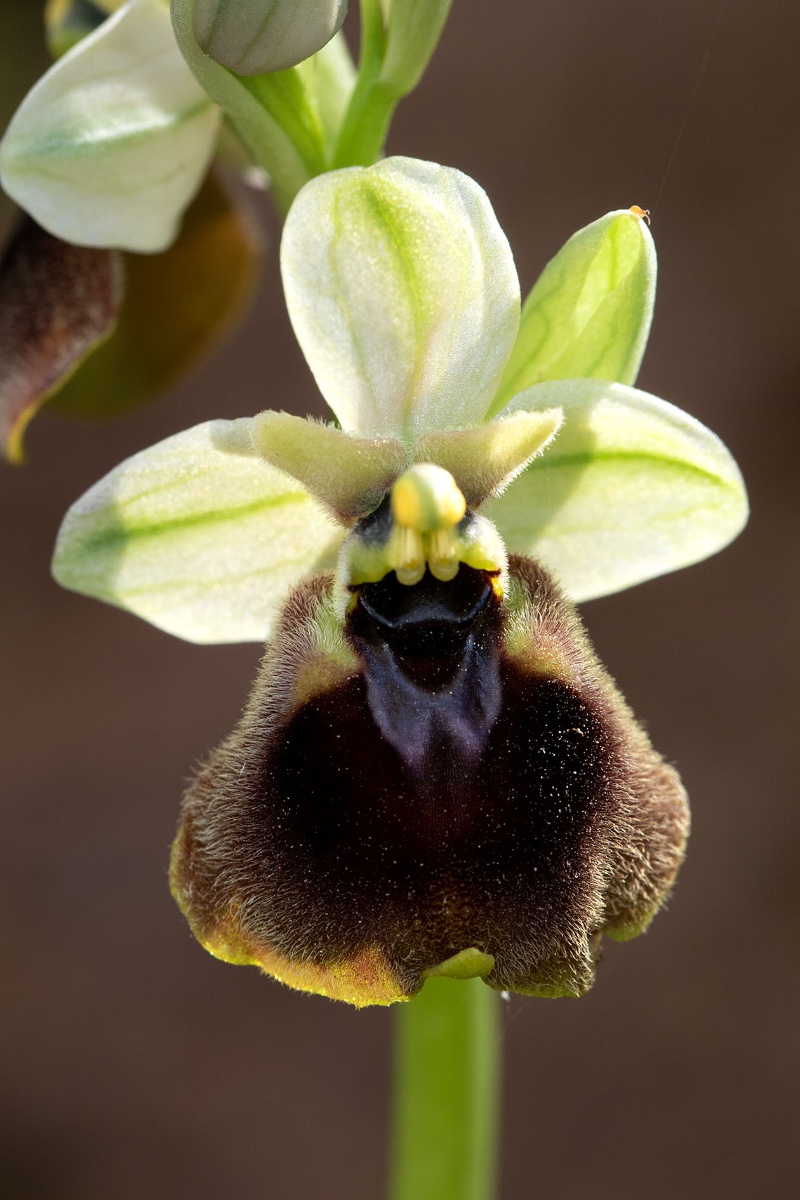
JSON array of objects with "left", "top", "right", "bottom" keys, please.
[{"left": 281, "top": 157, "right": 520, "bottom": 441}]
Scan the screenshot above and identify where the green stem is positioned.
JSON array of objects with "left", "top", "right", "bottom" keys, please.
[
  {"left": 332, "top": 0, "right": 399, "bottom": 167},
  {"left": 390, "top": 979, "right": 501, "bottom": 1200},
  {"left": 240, "top": 69, "right": 327, "bottom": 178},
  {"left": 171, "top": 0, "right": 311, "bottom": 216}
]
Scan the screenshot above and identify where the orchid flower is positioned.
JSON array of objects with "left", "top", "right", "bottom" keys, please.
[
  {"left": 0, "top": 0, "right": 461, "bottom": 460},
  {"left": 0, "top": 0, "right": 357, "bottom": 248},
  {"left": 0, "top": 0, "right": 222, "bottom": 252},
  {"left": 51, "top": 158, "right": 746, "bottom": 1005},
  {"left": 0, "top": 0, "right": 453, "bottom": 250},
  {"left": 0, "top": 0, "right": 287, "bottom": 459}
]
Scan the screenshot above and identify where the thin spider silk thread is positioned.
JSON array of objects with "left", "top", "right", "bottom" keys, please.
[{"left": 650, "top": 0, "right": 732, "bottom": 218}]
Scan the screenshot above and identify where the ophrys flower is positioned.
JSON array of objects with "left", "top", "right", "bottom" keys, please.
[{"left": 52, "top": 158, "right": 747, "bottom": 1004}]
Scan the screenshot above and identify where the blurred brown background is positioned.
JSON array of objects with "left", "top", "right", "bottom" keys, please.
[{"left": 1, "top": 1, "right": 798, "bottom": 1196}]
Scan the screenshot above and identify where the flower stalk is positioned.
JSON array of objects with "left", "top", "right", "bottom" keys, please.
[
  {"left": 332, "top": 0, "right": 394, "bottom": 167},
  {"left": 391, "top": 979, "right": 501, "bottom": 1200},
  {"left": 332, "top": 0, "right": 453, "bottom": 168}
]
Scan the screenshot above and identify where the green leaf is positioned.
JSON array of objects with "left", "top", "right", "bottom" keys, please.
[
  {"left": 485, "top": 379, "right": 748, "bottom": 602},
  {"left": 0, "top": 216, "right": 122, "bottom": 464},
  {"left": 490, "top": 209, "right": 656, "bottom": 417},
  {"left": 0, "top": 0, "right": 220, "bottom": 252},
  {"left": 281, "top": 157, "right": 520, "bottom": 441},
  {"left": 379, "top": 0, "right": 453, "bottom": 97},
  {"left": 51, "top": 171, "right": 262, "bottom": 420},
  {"left": 52, "top": 419, "right": 344, "bottom": 643},
  {"left": 191, "top": 0, "right": 348, "bottom": 75}
]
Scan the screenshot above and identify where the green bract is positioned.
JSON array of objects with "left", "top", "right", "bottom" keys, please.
[
  {"left": 53, "top": 158, "right": 748, "bottom": 643},
  {"left": 0, "top": 0, "right": 220, "bottom": 252}
]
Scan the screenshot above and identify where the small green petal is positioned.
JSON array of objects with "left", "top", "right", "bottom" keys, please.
[
  {"left": 490, "top": 209, "right": 656, "bottom": 417},
  {"left": 413, "top": 409, "right": 562, "bottom": 509},
  {"left": 486, "top": 379, "right": 748, "bottom": 601},
  {"left": 52, "top": 419, "right": 344, "bottom": 643},
  {"left": 252, "top": 409, "right": 407, "bottom": 521},
  {"left": 281, "top": 157, "right": 520, "bottom": 441},
  {"left": 0, "top": 0, "right": 220, "bottom": 252}
]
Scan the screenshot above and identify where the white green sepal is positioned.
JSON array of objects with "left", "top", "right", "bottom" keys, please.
[
  {"left": 52, "top": 419, "right": 343, "bottom": 643},
  {"left": 491, "top": 208, "right": 656, "bottom": 415},
  {"left": 0, "top": 0, "right": 220, "bottom": 252},
  {"left": 486, "top": 378, "right": 748, "bottom": 602}
]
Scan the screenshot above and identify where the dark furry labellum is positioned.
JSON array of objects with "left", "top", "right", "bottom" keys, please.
[{"left": 170, "top": 554, "right": 689, "bottom": 1006}]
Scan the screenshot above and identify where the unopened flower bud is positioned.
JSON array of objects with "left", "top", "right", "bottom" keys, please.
[{"left": 192, "top": 0, "right": 348, "bottom": 75}]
